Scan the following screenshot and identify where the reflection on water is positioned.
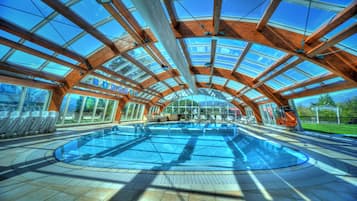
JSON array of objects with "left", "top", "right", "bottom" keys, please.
[{"left": 54, "top": 124, "right": 308, "bottom": 171}]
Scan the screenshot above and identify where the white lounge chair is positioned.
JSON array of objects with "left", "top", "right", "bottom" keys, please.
[
  {"left": 6, "top": 111, "right": 21, "bottom": 137},
  {"left": 28, "top": 111, "right": 43, "bottom": 134},
  {"left": 16, "top": 111, "right": 32, "bottom": 136},
  {"left": 0, "top": 111, "right": 10, "bottom": 137}
]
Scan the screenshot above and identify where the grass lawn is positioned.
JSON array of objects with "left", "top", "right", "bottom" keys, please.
[{"left": 302, "top": 123, "right": 357, "bottom": 136}]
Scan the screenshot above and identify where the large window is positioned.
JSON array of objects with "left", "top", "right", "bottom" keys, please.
[
  {"left": 0, "top": 83, "right": 50, "bottom": 112},
  {"left": 57, "top": 93, "right": 117, "bottom": 126},
  {"left": 294, "top": 89, "right": 357, "bottom": 135},
  {"left": 120, "top": 102, "right": 145, "bottom": 122},
  {"left": 259, "top": 103, "right": 279, "bottom": 125},
  {"left": 163, "top": 95, "right": 241, "bottom": 121}
]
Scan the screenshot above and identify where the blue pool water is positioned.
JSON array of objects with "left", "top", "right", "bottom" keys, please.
[{"left": 54, "top": 123, "right": 308, "bottom": 171}]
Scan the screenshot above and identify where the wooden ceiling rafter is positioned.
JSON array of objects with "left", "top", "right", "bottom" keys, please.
[
  {"left": 0, "top": 62, "right": 65, "bottom": 83},
  {"left": 231, "top": 42, "right": 252, "bottom": 73},
  {"left": 256, "top": 0, "right": 282, "bottom": 31},
  {"left": 43, "top": 0, "right": 119, "bottom": 53},
  {"left": 253, "top": 54, "right": 293, "bottom": 82},
  {"left": 0, "top": 36, "right": 86, "bottom": 72},
  {"left": 213, "top": 0, "right": 222, "bottom": 35},
  {"left": 305, "top": 2, "right": 357, "bottom": 45},
  {"left": 275, "top": 73, "right": 337, "bottom": 93},
  {"left": 0, "top": 18, "right": 86, "bottom": 64}
]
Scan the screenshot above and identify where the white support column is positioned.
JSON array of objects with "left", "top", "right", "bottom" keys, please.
[
  {"left": 336, "top": 107, "right": 340, "bottom": 125},
  {"left": 316, "top": 106, "right": 319, "bottom": 124},
  {"left": 131, "top": 0, "right": 198, "bottom": 93}
]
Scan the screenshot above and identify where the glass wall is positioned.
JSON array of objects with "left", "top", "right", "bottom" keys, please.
[
  {"left": 57, "top": 93, "right": 117, "bottom": 126},
  {"left": 148, "top": 106, "right": 160, "bottom": 116},
  {"left": 163, "top": 95, "right": 241, "bottom": 121},
  {"left": 259, "top": 103, "right": 279, "bottom": 125},
  {"left": 0, "top": 82, "right": 50, "bottom": 112},
  {"left": 294, "top": 88, "right": 357, "bottom": 135},
  {"left": 120, "top": 102, "right": 145, "bottom": 122},
  {"left": 245, "top": 107, "right": 257, "bottom": 123}
]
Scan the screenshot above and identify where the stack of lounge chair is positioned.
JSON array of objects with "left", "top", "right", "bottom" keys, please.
[{"left": 0, "top": 110, "right": 58, "bottom": 138}]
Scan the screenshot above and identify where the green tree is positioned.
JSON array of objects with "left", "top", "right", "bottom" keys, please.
[{"left": 315, "top": 94, "right": 336, "bottom": 106}]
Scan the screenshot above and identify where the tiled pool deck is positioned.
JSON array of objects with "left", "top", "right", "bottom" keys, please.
[{"left": 0, "top": 123, "right": 356, "bottom": 201}]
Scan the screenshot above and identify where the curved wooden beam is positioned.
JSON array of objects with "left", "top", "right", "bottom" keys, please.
[
  {"left": 151, "top": 82, "right": 262, "bottom": 123},
  {"left": 140, "top": 67, "right": 289, "bottom": 106},
  {"left": 174, "top": 20, "right": 357, "bottom": 83}
]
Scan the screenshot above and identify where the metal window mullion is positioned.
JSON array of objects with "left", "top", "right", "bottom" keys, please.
[
  {"left": 17, "top": 87, "right": 27, "bottom": 112},
  {"left": 43, "top": 90, "right": 51, "bottom": 111},
  {"left": 61, "top": 94, "right": 71, "bottom": 125},
  {"left": 78, "top": 96, "right": 87, "bottom": 124},
  {"left": 92, "top": 98, "right": 99, "bottom": 123}
]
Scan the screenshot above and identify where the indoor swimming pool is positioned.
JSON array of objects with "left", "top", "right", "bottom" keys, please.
[{"left": 54, "top": 123, "right": 308, "bottom": 171}]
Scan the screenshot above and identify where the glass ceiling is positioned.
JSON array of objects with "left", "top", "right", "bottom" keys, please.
[{"left": 0, "top": 0, "right": 355, "bottom": 107}]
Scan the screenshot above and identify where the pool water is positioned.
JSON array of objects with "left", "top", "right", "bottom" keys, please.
[{"left": 54, "top": 123, "right": 308, "bottom": 171}]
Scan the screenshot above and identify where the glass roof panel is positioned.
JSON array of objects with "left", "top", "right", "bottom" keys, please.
[
  {"left": 196, "top": 75, "right": 210, "bottom": 83},
  {"left": 42, "top": 62, "right": 71, "bottom": 77},
  {"left": 260, "top": 56, "right": 299, "bottom": 80},
  {"left": 0, "top": 30, "right": 21, "bottom": 42},
  {"left": 284, "top": 68, "right": 309, "bottom": 82},
  {"left": 136, "top": 73, "right": 151, "bottom": 82},
  {"left": 23, "top": 41, "right": 54, "bottom": 55},
  {"left": 323, "top": 17, "right": 356, "bottom": 56},
  {"left": 212, "top": 76, "right": 227, "bottom": 85},
  {"left": 97, "top": 19, "right": 128, "bottom": 41},
  {"left": 221, "top": 0, "right": 269, "bottom": 21},
  {"left": 250, "top": 44, "right": 287, "bottom": 59},
  {"left": 214, "top": 38, "right": 246, "bottom": 70},
  {"left": 70, "top": 34, "right": 104, "bottom": 57},
  {"left": 70, "top": 0, "right": 110, "bottom": 25},
  {"left": 274, "top": 74, "right": 295, "bottom": 86},
  {"left": 237, "top": 65, "right": 260, "bottom": 77},
  {"left": 0, "top": 0, "right": 52, "bottom": 30},
  {"left": 322, "top": 77, "right": 344, "bottom": 85},
  {"left": 270, "top": 1, "right": 336, "bottom": 34},
  {"left": 244, "top": 89, "right": 262, "bottom": 99},
  {"left": 154, "top": 42, "right": 176, "bottom": 68},
  {"left": 245, "top": 53, "right": 276, "bottom": 67},
  {"left": 56, "top": 54, "right": 79, "bottom": 65},
  {"left": 316, "top": 0, "right": 353, "bottom": 4},
  {"left": 7, "top": 50, "right": 45, "bottom": 69},
  {"left": 296, "top": 61, "right": 329, "bottom": 76},
  {"left": 173, "top": 0, "right": 213, "bottom": 20},
  {"left": 226, "top": 80, "right": 244, "bottom": 91},
  {"left": 265, "top": 79, "right": 285, "bottom": 90},
  {"left": 151, "top": 82, "right": 168, "bottom": 92},
  {"left": 104, "top": 56, "right": 129, "bottom": 71},
  {"left": 338, "top": 33, "right": 357, "bottom": 56},
  {"left": 217, "top": 38, "right": 247, "bottom": 48},
  {"left": 35, "top": 14, "right": 82, "bottom": 46},
  {"left": 185, "top": 38, "right": 211, "bottom": 66},
  {"left": 0, "top": 45, "right": 11, "bottom": 59},
  {"left": 127, "top": 47, "right": 164, "bottom": 74},
  {"left": 165, "top": 78, "right": 178, "bottom": 87},
  {"left": 131, "top": 11, "right": 147, "bottom": 28}
]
